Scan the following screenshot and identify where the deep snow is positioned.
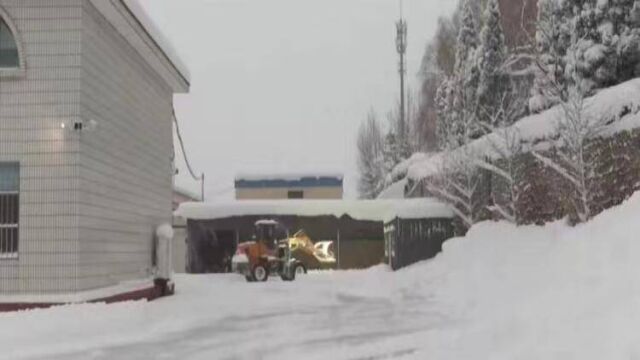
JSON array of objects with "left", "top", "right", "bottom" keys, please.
[{"left": 3, "top": 192, "right": 640, "bottom": 359}]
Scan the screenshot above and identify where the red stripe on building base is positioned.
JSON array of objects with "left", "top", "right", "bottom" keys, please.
[{"left": 0, "top": 279, "right": 174, "bottom": 313}]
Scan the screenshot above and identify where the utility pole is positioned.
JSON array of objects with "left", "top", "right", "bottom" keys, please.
[
  {"left": 201, "top": 173, "right": 205, "bottom": 202},
  {"left": 395, "top": 1, "right": 408, "bottom": 137}
]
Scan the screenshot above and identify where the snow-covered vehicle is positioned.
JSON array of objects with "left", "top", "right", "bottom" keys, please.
[{"left": 234, "top": 220, "right": 306, "bottom": 282}]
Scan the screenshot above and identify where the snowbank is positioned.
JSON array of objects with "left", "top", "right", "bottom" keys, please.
[
  {"left": 396, "top": 78, "right": 640, "bottom": 183},
  {"left": 175, "top": 198, "right": 454, "bottom": 223},
  {"left": 399, "top": 190, "right": 640, "bottom": 358}
]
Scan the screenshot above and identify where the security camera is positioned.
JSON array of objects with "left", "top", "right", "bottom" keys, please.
[{"left": 72, "top": 119, "right": 98, "bottom": 132}]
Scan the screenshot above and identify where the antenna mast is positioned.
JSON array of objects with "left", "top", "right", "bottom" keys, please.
[{"left": 395, "top": 0, "right": 408, "bottom": 137}]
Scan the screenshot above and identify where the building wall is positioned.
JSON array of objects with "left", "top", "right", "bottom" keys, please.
[
  {"left": 235, "top": 186, "right": 343, "bottom": 200},
  {"left": 385, "top": 218, "right": 454, "bottom": 271},
  {"left": 76, "top": 1, "right": 173, "bottom": 291},
  {"left": 0, "top": 0, "right": 83, "bottom": 295}
]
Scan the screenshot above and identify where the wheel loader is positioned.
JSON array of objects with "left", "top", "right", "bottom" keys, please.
[{"left": 233, "top": 220, "right": 305, "bottom": 282}]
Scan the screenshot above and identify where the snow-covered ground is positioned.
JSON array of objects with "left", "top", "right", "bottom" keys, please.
[{"left": 3, "top": 192, "right": 640, "bottom": 359}]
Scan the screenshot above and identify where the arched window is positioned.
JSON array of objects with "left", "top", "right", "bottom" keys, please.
[{"left": 0, "top": 17, "right": 19, "bottom": 68}]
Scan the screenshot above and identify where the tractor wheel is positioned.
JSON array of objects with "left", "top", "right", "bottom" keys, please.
[
  {"left": 280, "top": 268, "right": 295, "bottom": 282},
  {"left": 252, "top": 265, "right": 269, "bottom": 282},
  {"left": 294, "top": 263, "right": 307, "bottom": 276}
]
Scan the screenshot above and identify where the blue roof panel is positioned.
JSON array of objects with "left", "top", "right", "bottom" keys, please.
[{"left": 235, "top": 176, "right": 343, "bottom": 189}]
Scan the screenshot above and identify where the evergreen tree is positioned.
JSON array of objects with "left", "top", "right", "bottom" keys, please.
[
  {"left": 531, "top": 0, "right": 640, "bottom": 113},
  {"left": 565, "top": 0, "right": 611, "bottom": 92},
  {"left": 427, "top": 0, "right": 484, "bottom": 229},
  {"left": 476, "top": 0, "right": 508, "bottom": 129},
  {"left": 453, "top": 0, "right": 478, "bottom": 77},
  {"left": 451, "top": 0, "right": 480, "bottom": 145},
  {"left": 595, "top": 0, "right": 640, "bottom": 84},
  {"left": 530, "top": 0, "right": 571, "bottom": 113},
  {"left": 356, "top": 111, "right": 385, "bottom": 199},
  {"left": 435, "top": 77, "right": 455, "bottom": 150}
]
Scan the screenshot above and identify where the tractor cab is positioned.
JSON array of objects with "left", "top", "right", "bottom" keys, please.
[{"left": 254, "top": 219, "right": 281, "bottom": 251}]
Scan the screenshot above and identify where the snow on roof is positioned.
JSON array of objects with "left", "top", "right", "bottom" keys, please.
[
  {"left": 255, "top": 219, "right": 280, "bottom": 226},
  {"left": 394, "top": 79, "right": 640, "bottom": 183},
  {"left": 377, "top": 178, "right": 408, "bottom": 200},
  {"left": 122, "top": 0, "right": 191, "bottom": 83},
  {"left": 173, "top": 184, "right": 201, "bottom": 201},
  {"left": 175, "top": 198, "right": 454, "bottom": 223},
  {"left": 389, "top": 153, "right": 432, "bottom": 182}
]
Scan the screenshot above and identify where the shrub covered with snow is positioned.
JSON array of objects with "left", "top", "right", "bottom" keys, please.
[{"left": 390, "top": 79, "right": 640, "bottom": 225}]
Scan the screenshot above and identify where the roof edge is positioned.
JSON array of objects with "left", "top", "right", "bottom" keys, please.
[
  {"left": 120, "top": 0, "right": 190, "bottom": 86},
  {"left": 91, "top": 0, "right": 190, "bottom": 93}
]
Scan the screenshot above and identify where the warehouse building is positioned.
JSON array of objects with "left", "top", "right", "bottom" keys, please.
[{"left": 175, "top": 199, "right": 455, "bottom": 273}]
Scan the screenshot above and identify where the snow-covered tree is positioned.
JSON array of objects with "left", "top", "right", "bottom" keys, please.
[
  {"left": 475, "top": 82, "right": 529, "bottom": 223},
  {"left": 427, "top": 145, "right": 484, "bottom": 230},
  {"left": 382, "top": 131, "right": 403, "bottom": 178},
  {"left": 530, "top": 0, "right": 571, "bottom": 112},
  {"left": 454, "top": 0, "right": 479, "bottom": 77},
  {"left": 356, "top": 111, "right": 386, "bottom": 199},
  {"left": 594, "top": 0, "right": 640, "bottom": 85},
  {"left": 450, "top": 0, "right": 481, "bottom": 144},
  {"left": 425, "top": 0, "right": 485, "bottom": 230},
  {"left": 435, "top": 77, "right": 456, "bottom": 150},
  {"left": 406, "top": 90, "right": 424, "bottom": 151},
  {"left": 476, "top": 0, "right": 508, "bottom": 130},
  {"left": 531, "top": 0, "right": 640, "bottom": 113},
  {"left": 381, "top": 98, "right": 415, "bottom": 179},
  {"left": 565, "top": 1, "right": 613, "bottom": 93},
  {"left": 531, "top": 76, "right": 607, "bottom": 223},
  {"left": 525, "top": 0, "right": 640, "bottom": 223}
]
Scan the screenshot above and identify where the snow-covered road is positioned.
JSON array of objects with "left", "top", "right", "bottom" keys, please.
[
  {"left": 5, "top": 192, "right": 640, "bottom": 359},
  {"left": 2, "top": 269, "right": 450, "bottom": 360}
]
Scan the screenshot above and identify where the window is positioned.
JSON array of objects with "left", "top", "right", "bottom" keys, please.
[
  {"left": 0, "top": 17, "right": 19, "bottom": 68},
  {"left": 288, "top": 190, "right": 304, "bottom": 199},
  {"left": 0, "top": 163, "right": 19, "bottom": 258}
]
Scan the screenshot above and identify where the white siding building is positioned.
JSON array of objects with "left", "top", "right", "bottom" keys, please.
[{"left": 0, "top": 0, "right": 189, "bottom": 305}]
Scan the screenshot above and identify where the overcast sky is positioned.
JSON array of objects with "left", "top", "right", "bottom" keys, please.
[{"left": 135, "top": 0, "right": 457, "bottom": 200}]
